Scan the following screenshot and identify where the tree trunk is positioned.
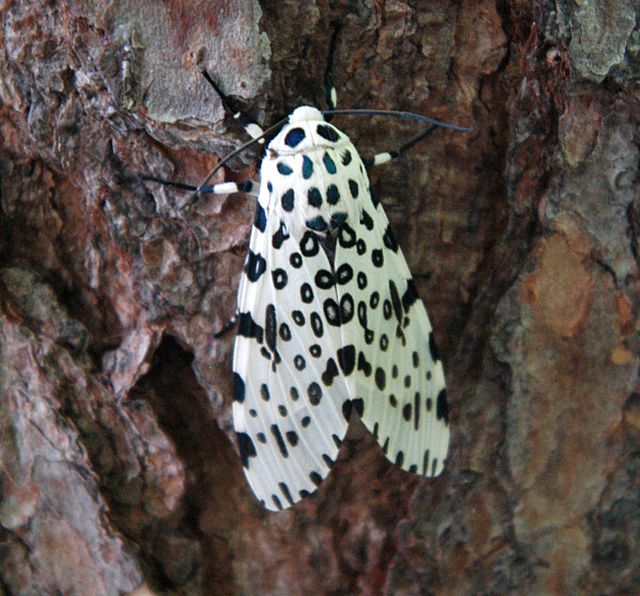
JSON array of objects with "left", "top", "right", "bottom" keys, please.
[{"left": 1, "top": 1, "right": 638, "bottom": 594}]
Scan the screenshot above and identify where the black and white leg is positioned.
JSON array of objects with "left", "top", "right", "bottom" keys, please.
[
  {"left": 363, "top": 126, "right": 437, "bottom": 168},
  {"left": 324, "top": 26, "right": 341, "bottom": 111},
  {"left": 201, "top": 70, "right": 265, "bottom": 142},
  {"left": 141, "top": 175, "right": 259, "bottom": 198}
]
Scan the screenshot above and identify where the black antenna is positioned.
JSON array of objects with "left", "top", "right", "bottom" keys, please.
[{"left": 322, "top": 109, "right": 473, "bottom": 132}]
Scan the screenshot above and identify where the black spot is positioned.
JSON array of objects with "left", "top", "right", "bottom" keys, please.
[
  {"left": 337, "top": 345, "right": 356, "bottom": 375},
  {"left": 370, "top": 291, "right": 380, "bottom": 308},
  {"left": 267, "top": 181, "right": 273, "bottom": 192},
  {"left": 249, "top": 409, "right": 257, "bottom": 417},
  {"left": 302, "top": 155, "right": 313, "bottom": 179},
  {"left": 290, "top": 387, "right": 300, "bottom": 401},
  {"left": 370, "top": 187, "right": 379, "bottom": 207},
  {"left": 272, "top": 268, "right": 288, "bottom": 289},
  {"left": 257, "top": 432, "right": 266, "bottom": 443},
  {"left": 372, "top": 248, "right": 384, "bottom": 267},
  {"left": 277, "top": 162, "right": 293, "bottom": 175},
  {"left": 292, "top": 310, "right": 305, "bottom": 326},
  {"left": 286, "top": 431, "right": 299, "bottom": 447},
  {"left": 279, "top": 482, "right": 295, "bottom": 506},
  {"left": 383, "top": 224, "right": 399, "bottom": 252},
  {"left": 285, "top": 127, "right": 306, "bottom": 147},
  {"left": 389, "top": 280, "right": 403, "bottom": 322},
  {"left": 336, "top": 263, "right": 353, "bottom": 284},
  {"left": 301, "top": 415, "right": 311, "bottom": 427},
  {"left": 301, "top": 231, "right": 320, "bottom": 256},
  {"left": 331, "top": 212, "right": 348, "bottom": 226},
  {"left": 310, "top": 312, "right": 324, "bottom": 337},
  {"left": 326, "top": 184, "right": 340, "bottom": 205},
  {"left": 426, "top": 397, "right": 433, "bottom": 411},
  {"left": 270, "top": 424, "right": 288, "bottom": 457},
  {"left": 260, "top": 346, "right": 271, "bottom": 360},
  {"left": 322, "top": 357, "right": 339, "bottom": 386},
  {"left": 360, "top": 210, "right": 374, "bottom": 231},
  {"left": 306, "top": 216, "right": 328, "bottom": 231},
  {"left": 233, "top": 373, "right": 245, "bottom": 403},
  {"left": 342, "top": 399, "right": 353, "bottom": 421},
  {"left": 389, "top": 394, "right": 397, "bottom": 407},
  {"left": 352, "top": 398, "right": 364, "bottom": 416},
  {"left": 414, "top": 392, "right": 421, "bottom": 430},
  {"left": 260, "top": 383, "right": 270, "bottom": 401},
  {"left": 426, "top": 370, "right": 432, "bottom": 381},
  {"left": 308, "top": 187, "right": 323, "bottom": 207},
  {"left": 281, "top": 189, "right": 295, "bottom": 211},
  {"left": 431, "top": 458, "right": 438, "bottom": 475},
  {"left": 323, "top": 298, "right": 341, "bottom": 326},
  {"left": 317, "top": 124, "right": 339, "bottom": 142},
  {"left": 379, "top": 334, "right": 389, "bottom": 351},
  {"left": 342, "top": 150, "right": 352, "bottom": 165},
  {"left": 322, "top": 453, "right": 335, "bottom": 468},
  {"left": 403, "top": 403, "right": 412, "bottom": 421},
  {"left": 364, "top": 329, "right": 374, "bottom": 344},
  {"left": 340, "top": 294, "right": 354, "bottom": 324},
  {"left": 332, "top": 434, "right": 343, "bottom": 448},
  {"left": 436, "top": 388, "right": 449, "bottom": 423},
  {"left": 237, "top": 312, "right": 264, "bottom": 343},
  {"left": 409, "top": 464, "right": 418, "bottom": 473},
  {"left": 308, "top": 382, "right": 323, "bottom": 405},
  {"left": 357, "top": 271, "right": 367, "bottom": 289},
  {"left": 429, "top": 332, "right": 439, "bottom": 362},
  {"left": 279, "top": 322, "right": 291, "bottom": 341},
  {"left": 356, "top": 239, "right": 367, "bottom": 255},
  {"left": 294, "top": 354, "right": 306, "bottom": 371},
  {"left": 392, "top": 365, "right": 399, "bottom": 378},
  {"left": 422, "top": 449, "right": 430, "bottom": 475},
  {"left": 402, "top": 279, "right": 420, "bottom": 311},
  {"left": 383, "top": 299, "right": 392, "bottom": 320},
  {"left": 272, "top": 221, "right": 290, "bottom": 249},
  {"left": 299, "top": 489, "right": 311, "bottom": 498},
  {"left": 265, "top": 304, "right": 277, "bottom": 353},
  {"left": 348, "top": 179, "right": 359, "bottom": 198},
  {"left": 382, "top": 437, "right": 390, "bottom": 454},
  {"left": 395, "top": 451, "right": 404, "bottom": 467},
  {"left": 236, "top": 432, "right": 256, "bottom": 468},
  {"left": 338, "top": 223, "right": 356, "bottom": 248},
  {"left": 375, "top": 367, "right": 386, "bottom": 391},
  {"left": 412, "top": 351, "right": 419, "bottom": 367},
  {"left": 272, "top": 494, "right": 283, "bottom": 510},
  {"left": 357, "top": 301, "right": 368, "bottom": 328},
  {"left": 315, "top": 269, "right": 335, "bottom": 289},
  {"left": 253, "top": 203, "right": 266, "bottom": 232},
  {"left": 290, "top": 252, "right": 303, "bottom": 268},
  {"left": 373, "top": 422, "right": 379, "bottom": 439},
  {"left": 309, "top": 471, "right": 323, "bottom": 486},
  {"left": 278, "top": 404, "right": 288, "bottom": 417},
  {"left": 404, "top": 375, "right": 412, "bottom": 388},
  {"left": 323, "top": 152, "right": 337, "bottom": 174},
  {"left": 310, "top": 344, "right": 322, "bottom": 357},
  {"left": 300, "top": 282, "right": 314, "bottom": 303},
  {"left": 245, "top": 250, "right": 267, "bottom": 281},
  {"left": 357, "top": 352, "right": 372, "bottom": 377}
]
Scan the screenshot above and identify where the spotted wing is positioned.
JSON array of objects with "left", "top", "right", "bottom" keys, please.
[
  {"left": 335, "top": 200, "right": 450, "bottom": 476},
  {"left": 232, "top": 205, "right": 350, "bottom": 511}
]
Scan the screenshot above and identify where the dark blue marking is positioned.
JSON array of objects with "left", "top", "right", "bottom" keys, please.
[
  {"left": 284, "top": 127, "right": 306, "bottom": 148},
  {"left": 331, "top": 212, "right": 348, "bottom": 226},
  {"left": 302, "top": 155, "right": 313, "bottom": 179},
  {"left": 308, "top": 187, "right": 323, "bottom": 207},
  {"left": 307, "top": 216, "right": 328, "bottom": 231},
  {"left": 326, "top": 184, "right": 340, "bottom": 205},
  {"left": 253, "top": 204, "right": 266, "bottom": 232},
  {"left": 323, "top": 152, "right": 337, "bottom": 174},
  {"left": 281, "top": 189, "right": 295, "bottom": 212},
  {"left": 277, "top": 163, "right": 293, "bottom": 175}
]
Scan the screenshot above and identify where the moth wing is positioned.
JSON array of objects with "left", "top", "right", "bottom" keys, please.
[
  {"left": 336, "top": 200, "right": 450, "bottom": 476},
  {"left": 232, "top": 207, "right": 350, "bottom": 510}
]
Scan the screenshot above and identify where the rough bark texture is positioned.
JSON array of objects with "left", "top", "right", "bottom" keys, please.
[{"left": 1, "top": 1, "right": 639, "bottom": 594}]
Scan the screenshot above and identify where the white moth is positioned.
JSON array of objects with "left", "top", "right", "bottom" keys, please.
[{"left": 147, "top": 57, "right": 461, "bottom": 511}]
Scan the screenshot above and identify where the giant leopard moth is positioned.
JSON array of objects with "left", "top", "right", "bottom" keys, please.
[{"left": 145, "top": 36, "right": 469, "bottom": 511}]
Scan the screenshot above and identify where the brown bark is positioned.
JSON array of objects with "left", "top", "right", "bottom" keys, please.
[{"left": 1, "top": 1, "right": 638, "bottom": 594}]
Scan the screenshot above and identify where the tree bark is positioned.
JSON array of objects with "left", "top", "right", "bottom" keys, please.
[{"left": 1, "top": 0, "right": 638, "bottom": 594}]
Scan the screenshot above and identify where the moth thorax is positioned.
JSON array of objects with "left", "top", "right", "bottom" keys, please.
[{"left": 289, "top": 106, "right": 324, "bottom": 123}]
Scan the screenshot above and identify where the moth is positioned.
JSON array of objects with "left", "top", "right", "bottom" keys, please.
[{"left": 145, "top": 36, "right": 469, "bottom": 511}]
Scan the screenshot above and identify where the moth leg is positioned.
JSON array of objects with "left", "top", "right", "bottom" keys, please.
[
  {"left": 363, "top": 126, "right": 437, "bottom": 168},
  {"left": 324, "top": 26, "right": 341, "bottom": 111},
  {"left": 141, "top": 175, "right": 259, "bottom": 198},
  {"left": 201, "top": 70, "right": 265, "bottom": 141}
]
